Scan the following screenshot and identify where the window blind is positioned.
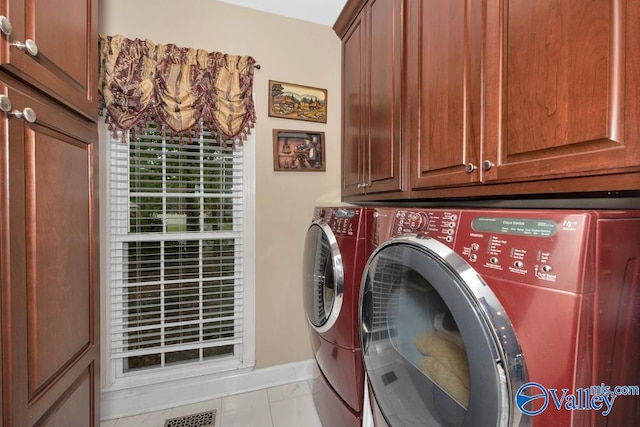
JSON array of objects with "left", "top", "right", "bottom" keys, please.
[{"left": 108, "top": 126, "right": 245, "bottom": 371}]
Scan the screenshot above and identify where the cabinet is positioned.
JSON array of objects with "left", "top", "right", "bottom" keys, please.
[
  {"left": 409, "top": 0, "right": 640, "bottom": 198},
  {"left": 482, "top": 0, "right": 640, "bottom": 188},
  {"left": 405, "top": 0, "right": 483, "bottom": 190},
  {"left": 0, "top": 0, "right": 98, "bottom": 120},
  {"left": 337, "top": 0, "right": 404, "bottom": 199},
  {"left": 337, "top": 0, "right": 640, "bottom": 201},
  {"left": 0, "top": 0, "right": 99, "bottom": 425}
]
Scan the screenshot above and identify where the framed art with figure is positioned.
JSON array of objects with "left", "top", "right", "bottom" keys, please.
[{"left": 273, "top": 129, "right": 325, "bottom": 171}]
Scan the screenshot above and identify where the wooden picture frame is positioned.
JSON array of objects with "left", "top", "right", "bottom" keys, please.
[
  {"left": 268, "top": 80, "right": 327, "bottom": 123},
  {"left": 273, "top": 129, "right": 326, "bottom": 171}
]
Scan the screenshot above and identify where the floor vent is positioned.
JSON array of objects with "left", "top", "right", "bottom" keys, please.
[{"left": 164, "top": 409, "right": 216, "bottom": 427}]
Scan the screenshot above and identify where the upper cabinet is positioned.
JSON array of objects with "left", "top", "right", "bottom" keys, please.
[
  {"left": 336, "top": 0, "right": 404, "bottom": 199},
  {"left": 405, "top": 0, "right": 483, "bottom": 190},
  {"left": 0, "top": 0, "right": 98, "bottom": 120},
  {"left": 337, "top": 0, "right": 640, "bottom": 201},
  {"left": 481, "top": 0, "right": 640, "bottom": 185}
]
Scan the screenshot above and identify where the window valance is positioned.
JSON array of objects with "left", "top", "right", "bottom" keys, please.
[{"left": 98, "top": 34, "right": 256, "bottom": 145}]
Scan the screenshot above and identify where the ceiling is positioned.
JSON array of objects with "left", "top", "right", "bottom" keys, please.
[{"left": 218, "top": 0, "right": 348, "bottom": 27}]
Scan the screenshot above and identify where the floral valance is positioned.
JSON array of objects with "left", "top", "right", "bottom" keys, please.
[{"left": 99, "top": 34, "right": 256, "bottom": 145}]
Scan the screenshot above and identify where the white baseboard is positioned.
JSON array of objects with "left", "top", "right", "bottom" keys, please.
[{"left": 100, "top": 359, "right": 316, "bottom": 421}]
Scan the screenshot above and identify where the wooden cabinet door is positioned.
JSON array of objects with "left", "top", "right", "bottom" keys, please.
[
  {"left": 341, "top": 10, "right": 367, "bottom": 198},
  {"left": 365, "top": 0, "right": 403, "bottom": 194},
  {"left": 482, "top": 0, "right": 640, "bottom": 184},
  {"left": 0, "top": 0, "right": 98, "bottom": 120},
  {"left": 407, "top": 0, "right": 483, "bottom": 190},
  {"left": 340, "top": 0, "right": 403, "bottom": 199},
  {"left": 0, "top": 80, "right": 99, "bottom": 426}
]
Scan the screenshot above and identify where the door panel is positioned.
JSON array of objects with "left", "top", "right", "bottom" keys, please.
[
  {"left": 30, "top": 132, "right": 91, "bottom": 394},
  {"left": 483, "top": 0, "right": 640, "bottom": 182},
  {"left": 408, "top": 0, "right": 482, "bottom": 190},
  {"left": 342, "top": 12, "right": 366, "bottom": 197},
  {"left": 1, "top": 80, "right": 99, "bottom": 425},
  {"left": 340, "top": 0, "right": 404, "bottom": 198},
  {"left": 367, "top": 0, "right": 402, "bottom": 193},
  {"left": 37, "top": 368, "right": 94, "bottom": 427}
]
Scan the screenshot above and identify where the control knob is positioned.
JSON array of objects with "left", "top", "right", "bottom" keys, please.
[{"left": 406, "top": 212, "right": 426, "bottom": 232}]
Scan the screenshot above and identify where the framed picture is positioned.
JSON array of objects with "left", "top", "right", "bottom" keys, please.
[
  {"left": 273, "top": 129, "right": 326, "bottom": 171},
  {"left": 268, "top": 80, "right": 327, "bottom": 123}
]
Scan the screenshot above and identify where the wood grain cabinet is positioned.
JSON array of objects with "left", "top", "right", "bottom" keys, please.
[
  {"left": 0, "top": 0, "right": 98, "bottom": 120},
  {"left": 409, "top": 0, "right": 640, "bottom": 198},
  {"left": 0, "top": 0, "right": 99, "bottom": 425},
  {"left": 336, "top": 0, "right": 404, "bottom": 199},
  {"left": 404, "top": 0, "right": 483, "bottom": 191},
  {"left": 482, "top": 0, "right": 640, "bottom": 191},
  {"left": 337, "top": 0, "right": 640, "bottom": 201}
]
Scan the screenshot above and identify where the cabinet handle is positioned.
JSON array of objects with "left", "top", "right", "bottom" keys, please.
[
  {"left": 10, "top": 107, "right": 36, "bottom": 123},
  {"left": 0, "top": 16, "right": 12, "bottom": 36},
  {"left": 0, "top": 94, "right": 12, "bottom": 112},
  {"left": 12, "top": 39, "right": 38, "bottom": 57},
  {"left": 482, "top": 160, "right": 494, "bottom": 171},
  {"left": 0, "top": 16, "right": 38, "bottom": 57},
  {"left": 0, "top": 96, "right": 37, "bottom": 123},
  {"left": 465, "top": 163, "right": 477, "bottom": 173}
]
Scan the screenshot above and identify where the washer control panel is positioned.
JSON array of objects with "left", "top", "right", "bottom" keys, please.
[{"left": 314, "top": 207, "right": 362, "bottom": 237}]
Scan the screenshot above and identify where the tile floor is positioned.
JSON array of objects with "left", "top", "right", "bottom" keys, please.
[{"left": 100, "top": 380, "right": 323, "bottom": 427}]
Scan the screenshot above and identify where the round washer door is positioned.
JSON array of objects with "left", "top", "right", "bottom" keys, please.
[
  {"left": 303, "top": 221, "right": 344, "bottom": 333},
  {"left": 359, "top": 236, "right": 529, "bottom": 427}
]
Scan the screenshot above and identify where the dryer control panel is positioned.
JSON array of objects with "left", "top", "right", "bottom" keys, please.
[
  {"left": 387, "top": 209, "right": 462, "bottom": 246},
  {"left": 455, "top": 211, "right": 591, "bottom": 293},
  {"left": 374, "top": 208, "right": 594, "bottom": 293}
]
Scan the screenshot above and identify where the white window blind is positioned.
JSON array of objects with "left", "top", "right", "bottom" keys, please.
[{"left": 107, "top": 125, "right": 246, "bottom": 373}]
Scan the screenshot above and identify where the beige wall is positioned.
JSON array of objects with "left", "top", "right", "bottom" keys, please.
[{"left": 99, "top": 0, "right": 343, "bottom": 369}]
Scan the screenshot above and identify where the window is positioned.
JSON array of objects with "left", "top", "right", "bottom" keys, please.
[{"left": 103, "top": 124, "right": 254, "bottom": 385}]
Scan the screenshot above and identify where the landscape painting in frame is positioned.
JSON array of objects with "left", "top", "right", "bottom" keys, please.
[
  {"left": 269, "top": 80, "right": 327, "bottom": 123},
  {"left": 273, "top": 129, "right": 326, "bottom": 171}
]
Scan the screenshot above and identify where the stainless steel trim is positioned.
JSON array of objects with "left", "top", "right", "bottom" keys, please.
[
  {"left": 360, "top": 235, "right": 530, "bottom": 427},
  {"left": 307, "top": 220, "right": 344, "bottom": 334}
]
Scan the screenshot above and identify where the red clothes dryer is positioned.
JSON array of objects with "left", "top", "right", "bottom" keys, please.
[
  {"left": 361, "top": 208, "right": 640, "bottom": 427},
  {"left": 303, "top": 206, "right": 373, "bottom": 427}
]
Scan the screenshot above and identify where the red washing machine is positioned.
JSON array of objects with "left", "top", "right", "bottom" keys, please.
[
  {"left": 360, "top": 207, "right": 640, "bottom": 427},
  {"left": 303, "top": 206, "right": 374, "bottom": 427}
]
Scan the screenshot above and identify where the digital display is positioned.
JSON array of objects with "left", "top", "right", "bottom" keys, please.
[
  {"left": 471, "top": 217, "right": 557, "bottom": 237},
  {"left": 334, "top": 208, "right": 356, "bottom": 218}
]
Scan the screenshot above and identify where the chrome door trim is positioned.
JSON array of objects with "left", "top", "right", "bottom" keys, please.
[
  {"left": 360, "top": 235, "right": 530, "bottom": 427},
  {"left": 306, "top": 220, "right": 344, "bottom": 334}
]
